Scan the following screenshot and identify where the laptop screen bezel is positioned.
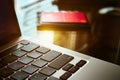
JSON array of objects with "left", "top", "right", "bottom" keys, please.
[{"left": 0, "top": 0, "right": 21, "bottom": 47}]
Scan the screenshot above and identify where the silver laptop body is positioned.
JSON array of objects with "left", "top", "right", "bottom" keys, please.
[{"left": 0, "top": 0, "right": 120, "bottom": 80}]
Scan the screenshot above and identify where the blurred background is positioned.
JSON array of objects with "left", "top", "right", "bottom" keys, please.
[{"left": 14, "top": 0, "right": 120, "bottom": 65}]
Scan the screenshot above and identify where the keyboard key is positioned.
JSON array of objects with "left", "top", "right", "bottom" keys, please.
[
  {"left": 39, "top": 67, "right": 56, "bottom": 76},
  {"left": 48, "top": 54, "right": 74, "bottom": 70},
  {"left": 2, "top": 54, "right": 18, "bottom": 63},
  {"left": 36, "top": 47, "right": 50, "bottom": 54},
  {"left": 32, "top": 59, "right": 47, "bottom": 68},
  {"left": 0, "top": 67, "right": 14, "bottom": 78},
  {"left": 69, "top": 66, "right": 79, "bottom": 73},
  {"left": 62, "top": 63, "right": 74, "bottom": 71},
  {"left": 28, "top": 51, "right": 42, "bottom": 59},
  {"left": 29, "top": 73, "right": 47, "bottom": 80},
  {"left": 18, "top": 56, "right": 33, "bottom": 64},
  {"left": 12, "top": 50, "right": 26, "bottom": 57},
  {"left": 20, "top": 40, "right": 30, "bottom": 45},
  {"left": 41, "top": 50, "right": 61, "bottom": 62},
  {"left": 48, "top": 76, "right": 61, "bottom": 80},
  {"left": 76, "top": 60, "right": 87, "bottom": 67},
  {"left": 0, "top": 44, "right": 21, "bottom": 58},
  {"left": 8, "top": 62, "right": 24, "bottom": 71},
  {"left": 0, "top": 60, "right": 7, "bottom": 68},
  {"left": 22, "top": 65, "right": 38, "bottom": 74},
  {"left": 15, "top": 43, "right": 23, "bottom": 49},
  {"left": 21, "top": 42, "right": 39, "bottom": 52},
  {"left": 11, "top": 71, "right": 29, "bottom": 80},
  {"left": 60, "top": 72, "right": 72, "bottom": 80}
]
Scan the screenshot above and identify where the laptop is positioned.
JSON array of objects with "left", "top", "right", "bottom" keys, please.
[{"left": 0, "top": 0, "right": 120, "bottom": 80}]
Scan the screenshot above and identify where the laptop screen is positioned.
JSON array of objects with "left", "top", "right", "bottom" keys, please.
[{"left": 0, "top": 0, "right": 21, "bottom": 46}]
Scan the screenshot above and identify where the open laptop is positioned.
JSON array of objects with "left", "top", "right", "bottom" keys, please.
[{"left": 0, "top": 0, "right": 120, "bottom": 80}]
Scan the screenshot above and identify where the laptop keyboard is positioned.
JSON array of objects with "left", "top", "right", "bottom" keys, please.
[{"left": 0, "top": 40, "right": 87, "bottom": 80}]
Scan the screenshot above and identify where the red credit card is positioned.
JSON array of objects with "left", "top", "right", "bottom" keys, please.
[{"left": 40, "top": 12, "right": 88, "bottom": 24}]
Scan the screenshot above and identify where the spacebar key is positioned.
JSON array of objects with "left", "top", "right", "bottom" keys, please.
[{"left": 48, "top": 54, "right": 74, "bottom": 70}]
